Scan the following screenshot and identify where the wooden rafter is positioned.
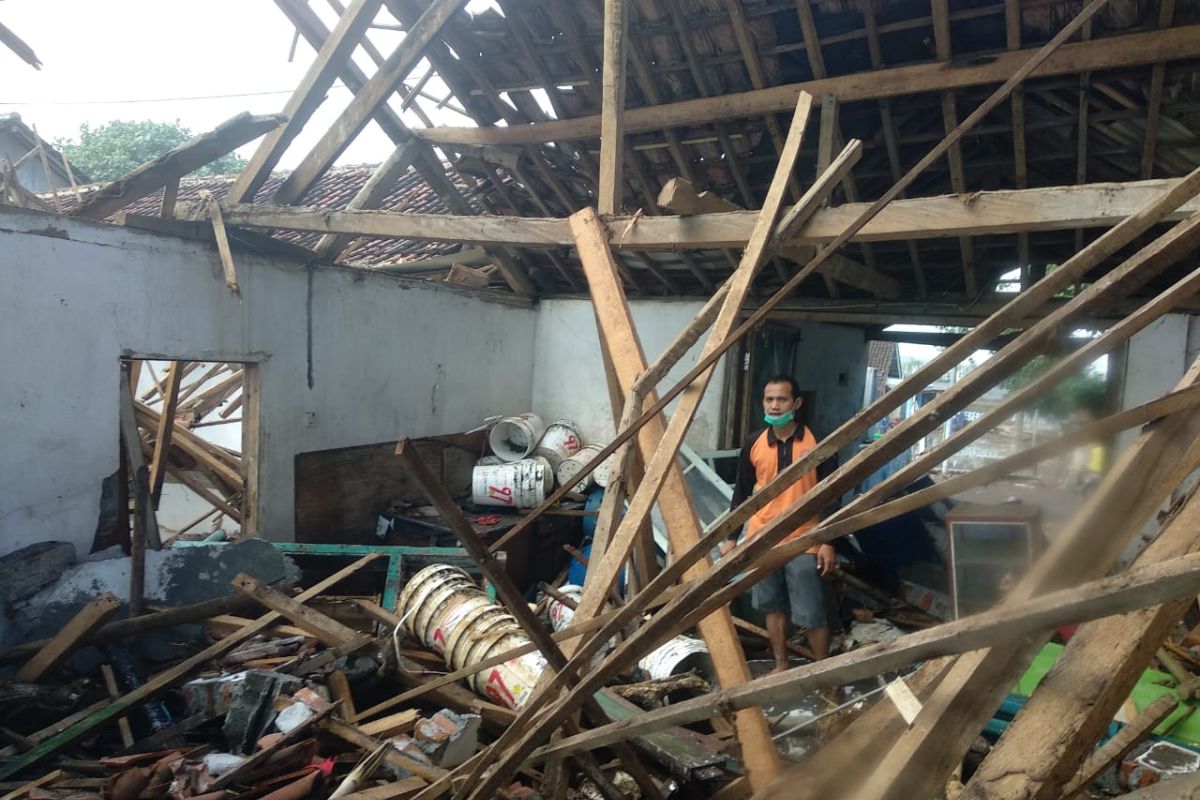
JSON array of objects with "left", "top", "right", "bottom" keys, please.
[
  {"left": 273, "top": 0, "right": 469, "bottom": 204},
  {"left": 598, "top": 0, "right": 628, "bottom": 215},
  {"left": 228, "top": 0, "right": 382, "bottom": 204},
  {"left": 1141, "top": 0, "right": 1178, "bottom": 180}
]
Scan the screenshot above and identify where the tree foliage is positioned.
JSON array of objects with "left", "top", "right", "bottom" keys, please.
[
  {"left": 57, "top": 120, "right": 247, "bottom": 182},
  {"left": 1002, "top": 355, "right": 1108, "bottom": 418}
]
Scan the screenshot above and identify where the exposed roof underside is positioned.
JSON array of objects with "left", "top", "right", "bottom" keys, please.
[{"left": 253, "top": 0, "right": 1200, "bottom": 302}]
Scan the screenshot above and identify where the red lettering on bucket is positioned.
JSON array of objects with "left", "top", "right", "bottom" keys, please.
[
  {"left": 564, "top": 434, "right": 579, "bottom": 449},
  {"left": 485, "top": 668, "right": 518, "bottom": 708},
  {"left": 433, "top": 627, "right": 446, "bottom": 651},
  {"left": 486, "top": 485, "right": 514, "bottom": 505}
]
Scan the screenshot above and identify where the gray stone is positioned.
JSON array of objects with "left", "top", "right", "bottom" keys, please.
[{"left": 0, "top": 541, "right": 75, "bottom": 604}]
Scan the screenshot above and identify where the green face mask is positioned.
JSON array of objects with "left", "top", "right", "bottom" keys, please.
[{"left": 764, "top": 410, "right": 795, "bottom": 427}]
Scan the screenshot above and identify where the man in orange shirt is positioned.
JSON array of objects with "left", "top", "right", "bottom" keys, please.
[{"left": 721, "top": 375, "right": 836, "bottom": 671}]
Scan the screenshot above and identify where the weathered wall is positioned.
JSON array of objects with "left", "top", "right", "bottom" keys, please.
[
  {"left": 530, "top": 297, "right": 729, "bottom": 452},
  {"left": 0, "top": 207, "right": 535, "bottom": 558},
  {"left": 791, "top": 321, "right": 870, "bottom": 444}
]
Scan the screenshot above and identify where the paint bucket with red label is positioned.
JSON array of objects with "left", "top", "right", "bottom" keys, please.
[
  {"left": 533, "top": 419, "right": 583, "bottom": 471},
  {"left": 472, "top": 457, "right": 552, "bottom": 508}
]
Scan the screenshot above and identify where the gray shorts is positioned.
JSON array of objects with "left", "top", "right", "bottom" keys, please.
[{"left": 751, "top": 553, "right": 827, "bottom": 629}]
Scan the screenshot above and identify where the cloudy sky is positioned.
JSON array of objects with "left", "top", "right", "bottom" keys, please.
[{"left": 0, "top": 0, "right": 495, "bottom": 170}]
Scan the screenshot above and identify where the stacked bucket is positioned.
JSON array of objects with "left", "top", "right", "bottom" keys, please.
[
  {"left": 397, "top": 564, "right": 546, "bottom": 709},
  {"left": 473, "top": 414, "right": 613, "bottom": 508}
]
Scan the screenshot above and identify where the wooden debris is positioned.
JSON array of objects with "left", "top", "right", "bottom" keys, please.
[
  {"left": 15, "top": 594, "right": 121, "bottom": 682},
  {"left": 71, "top": 113, "right": 285, "bottom": 220}
]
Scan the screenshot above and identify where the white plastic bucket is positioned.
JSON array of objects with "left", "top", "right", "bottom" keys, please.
[
  {"left": 413, "top": 574, "right": 475, "bottom": 643},
  {"left": 556, "top": 445, "right": 607, "bottom": 493},
  {"left": 396, "top": 565, "right": 472, "bottom": 637},
  {"left": 472, "top": 458, "right": 551, "bottom": 508},
  {"left": 638, "top": 635, "right": 712, "bottom": 680},
  {"left": 533, "top": 419, "right": 582, "bottom": 471},
  {"left": 476, "top": 631, "right": 547, "bottom": 709},
  {"left": 488, "top": 413, "right": 545, "bottom": 461},
  {"left": 543, "top": 584, "right": 584, "bottom": 633},
  {"left": 446, "top": 606, "right": 517, "bottom": 669},
  {"left": 424, "top": 587, "right": 491, "bottom": 655}
]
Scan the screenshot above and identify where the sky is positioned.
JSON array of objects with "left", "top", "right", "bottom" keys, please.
[{"left": 0, "top": 0, "right": 496, "bottom": 173}]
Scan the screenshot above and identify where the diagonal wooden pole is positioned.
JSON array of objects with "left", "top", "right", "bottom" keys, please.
[{"left": 570, "top": 205, "right": 781, "bottom": 788}]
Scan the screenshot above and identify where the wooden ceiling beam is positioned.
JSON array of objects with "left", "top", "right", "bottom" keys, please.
[
  {"left": 215, "top": 178, "right": 1200, "bottom": 250},
  {"left": 414, "top": 25, "right": 1200, "bottom": 146}
]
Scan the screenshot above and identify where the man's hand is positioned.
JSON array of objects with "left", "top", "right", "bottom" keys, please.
[
  {"left": 719, "top": 539, "right": 736, "bottom": 556},
  {"left": 815, "top": 544, "right": 836, "bottom": 577}
]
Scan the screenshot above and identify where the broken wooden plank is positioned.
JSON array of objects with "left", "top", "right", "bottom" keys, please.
[
  {"left": 148, "top": 361, "right": 183, "bottom": 505},
  {"left": 0, "top": 554, "right": 381, "bottom": 780},
  {"left": 100, "top": 664, "right": 135, "bottom": 749},
  {"left": 359, "top": 709, "right": 420, "bottom": 738},
  {"left": 16, "top": 593, "right": 121, "bottom": 682},
  {"left": 72, "top": 113, "right": 284, "bottom": 220},
  {"left": 323, "top": 719, "right": 447, "bottom": 782},
  {"left": 231, "top": 573, "right": 367, "bottom": 649},
  {"left": 201, "top": 191, "right": 241, "bottom": 297},
  {"left": 1060, "top": 694, "right": 1179, "bottom": 799}
]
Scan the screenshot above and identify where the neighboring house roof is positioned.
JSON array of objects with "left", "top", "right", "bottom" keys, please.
[
  {"left": 868, "top": 341, "right": 901, "bottom": 380},
  {"left": 45, "top": 165, "right": 486, "bottom": 266},
  {"left": 0, "top": 113, "right": 87, "bottom": 186}
]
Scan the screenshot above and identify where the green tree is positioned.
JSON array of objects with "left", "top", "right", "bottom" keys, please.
[
  {"left": 56, "top": 120, "right": 247, "bottom": 182},
  {"left": 1002, "top": 354, "right": 1107, "bottom": 419}
]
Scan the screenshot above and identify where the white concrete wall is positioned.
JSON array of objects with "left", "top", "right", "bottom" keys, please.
[
  {"left": 791, "top": 321, "right": 869, "bottom": 443},
  {"left": 1117, "top": 313, "right": 1200, "bottom": 452},
  {"left": 0, "top": 207, "right": 535, "bottom": 558},
  {"left": 530, "top": 298, "right": 727, "bottom": 451}
]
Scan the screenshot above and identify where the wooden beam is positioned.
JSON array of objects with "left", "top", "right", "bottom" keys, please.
[
  {"left": 119, "top": 370, "right": 160, "bottom": 617},
  {"left": 228, "top": 0, "right": 382, "bottom": 203},
  {"left": 313, "top": 135, "right": 425, "bottom": 259},
  {"left": 525, "top": 550, "right": 1200, "bottom": 760},
  {"left": 597, "top": 0, "right": 628, "bottom": 215},
  {"left": 272, "top": 0, "right": 469, "bottom": 205},
  {"left": 100, "top": 664, "right": 136, "bottom": 749},
  {"left": 231, "top": 573, "right": 369, "bottom": 649},
  {"left": 1140, "top": 0, "right": 1177, "bottom": 180},
  {"left": 72, "top": 113, "right": 284, "bottom": 220},
  {"left": 412, "top": 26, "right": 1200, "bottom": 146},
  {"left": 215, "top": 177, "right": 1200, "bottom": 251},
  {"left": 15, "top": 594, "right": 121, "bottom": 682},
  {"left": 0, "top": 554, "right": 381, "bottom": 780},
  {"left": 569, "top": 206, "right": 781, "bottom": 789},
  {"left": 148, "top": 361, "right": 183, "bottom": 505}
]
